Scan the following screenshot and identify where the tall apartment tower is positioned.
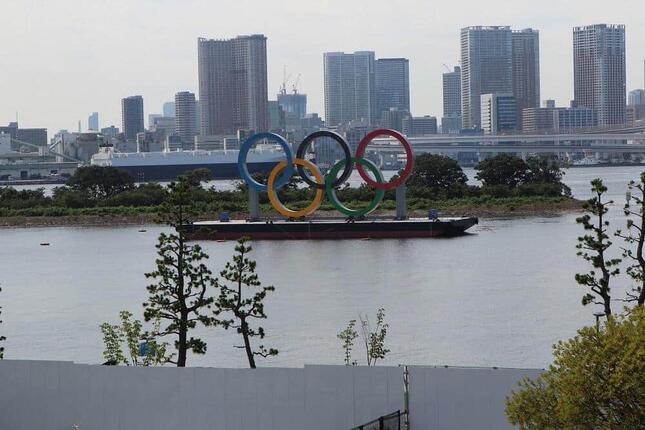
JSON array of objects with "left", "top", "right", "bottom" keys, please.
[
  {"left": 442, "top": 66, "right": 461, "bottom": 117},
  {"left": 121, "top": 96, "right": 144, "bottom": 141},
  {"left": 323, "top": 51, "right": 376, "bottom": 127},
  {"left": 88, "top": 112, "right": 99, "bottom": 131},
  {"left": 460, "top": 26, "right": 513, "bottom": 129},
  {"left": 573, "top": 24, "right": 626, "bottom": 126},
  {"left": 198, "top": 34, "right": 269, "bottom": 135},
  {"left": 512, "top": 29, "right": 540, "bottom": 128},
  {"left": 375, "top": 58, "right": 410, "bottom": 118},
  {"left": 175, "top": 91, "right": 197, "bottom": 145}
]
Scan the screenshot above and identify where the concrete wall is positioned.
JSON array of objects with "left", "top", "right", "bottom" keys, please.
[
  {"left": 0, "top": 360, "right": 540, "bottom": 430},
  {"left": 408, "top": 366, "right": 543, "bottom": 430}
]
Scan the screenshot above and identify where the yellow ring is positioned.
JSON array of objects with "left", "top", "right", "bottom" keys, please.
[{"left": 267, "top": 159, "right": 324, "bottom": 218}]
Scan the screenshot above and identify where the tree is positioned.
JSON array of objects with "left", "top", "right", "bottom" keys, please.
[
  {"left": 143, "top": 177, "right": 217, "bottom": 367},
  {"left": 505, "top": 307, "right": 645, "bottom": 429},
  {"left": 575, "top": 179, "right": 620, "bottom": 316},
  {"left": 337, "top": 320, "right": 359, "bottom": 366},
  {"left": 100, "top": 311, "right": 170, "bottom": 366},
  {"left": 358, "top": 308, "right": 390, "bottom": 366},
  {"left": 184, "top": 168, "right": 212, "bottom": 188},
  {"left": 66, "top": 165, "right": 134, "bottom": 200},
  {"left": 0, "top": 287, "right": 5, "bottom": 359},
  {"left": 475, "top": 154, "right": 528, "bottom": 187},
  {"left": 214, "top": 237, "right": 278, "bottom": 368},
  {"left": 616, "top": 172, "right": 645, "bottom": 306},
  {"left": 406, "top": 154, "right": 467, "bottom": 193},
  {"left": 524, "top": 155, "right": 564, "bottom": 184}
]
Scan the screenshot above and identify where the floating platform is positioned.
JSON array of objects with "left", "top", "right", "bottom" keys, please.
[{"left": 183, "top": 217, "right": 479, "bottom": 241}]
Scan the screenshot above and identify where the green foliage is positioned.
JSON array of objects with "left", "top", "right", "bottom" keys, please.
[
  {"left": 475, "top": 154, "right": 528, "bottom": 187},
  {"left": 575, "top": 179, "right": 620, "bottom": 316},
  {"left": 0, "top": 187, "right": 50, "bottom": 209},
  {"left": 214, "top": 237, "right": 278, "bottom": 368},
  {"left": 353, "top": 308, "right": 390, "bottom": 366},
  {"left": 505, "top": 307, "right": 645, "bottom": 429},
  {"left": 0, "top": 287, "right": 5, "bottom": 359},
  {"left": 406, "top": 154, "right": 467, "bottom": 194},
  {"left": 100, "top": 310, "right": 171, "bottom": 366},
  {"left": 99, "top": 182, "right": 168, "bottom": 207},
  {"left": 337, "top": 319, "right": 359, "bottom": 366},
  {"left": 143, "top": 177, "right": 217, "bottom": 367},
  {"left": 66, "top": 165, "right": 135, "bottom": 200},
  {"left": 616, "top": 172, "right": 645, "bottom": 306}
]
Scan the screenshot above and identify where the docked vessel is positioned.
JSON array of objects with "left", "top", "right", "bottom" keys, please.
[
  {"left": 183, "top": 217, "right": 479, "bottom": 241},
  {"left": 90, "top": 146, "right": 285, "bottom": 181}
]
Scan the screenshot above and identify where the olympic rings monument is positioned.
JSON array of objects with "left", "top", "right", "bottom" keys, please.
[{"left": 184, "top": 128, "right": 478, "bottom": 240}]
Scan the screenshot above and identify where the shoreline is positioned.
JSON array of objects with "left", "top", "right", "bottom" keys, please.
[{"left": 0, "top": 198, "right": 583, "bottom": 228}]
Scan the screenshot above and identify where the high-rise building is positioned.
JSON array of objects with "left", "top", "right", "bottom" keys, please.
[
  {"left": 442, "top": 65, "right": 462, "bottom": 134},
  {"left": 175, "top": 91, "right": 197, "bottom": 144},
  {"left": 324, "top": 51, "right": 376, "bottom": 127},
  {"left": 628, "top": 89, "right": 645, "bottom": 106},
  {"left": 198, "top": 34, "right": 269, "bottom": 135},
  {"left": 277, "top": 91, "right": 307, "bottom": 129},
  {"left": 163, "top": 102, "right": 176, "bottom": 118},
  {"left": 375, "top": 58, "right": 410, "bottom": 120},
  {"left": 88, "top": 112, "right": 99, "bottom": 131},
  {"left": 512, "top": 29, "right": 540, "bottom": 128},
  {"left": 121, "top": 95, "right": 144, "bottom": 141},
  {"left": 380, "top": 108, "right": 410, "bottom": 133},
  {"left": 460, "top": 26, "right": 513, "bottom": 129},
  {"left": 443, "top": 66, "right": 461, "bottom": 117},
  {"left": 573, "top": 24, "right": 626, "bottom": 126},
  {"left": 100, "top": 126, "right": 119, "bottom": 138},
  {"left": 402, "top": 116, "right": 437, "bottom": 136},
  {"left": 480, "top": 93, "right": 516, "bottom": 134}
]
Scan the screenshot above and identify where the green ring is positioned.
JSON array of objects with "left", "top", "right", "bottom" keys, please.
[{"left": 325, "top": 157, "right": 385, "bottom": 217}]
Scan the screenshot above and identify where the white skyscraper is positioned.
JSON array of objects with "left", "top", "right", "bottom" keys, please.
[
  {"left": 175, "top": 91, "right": 197, "bottom": 145},
  {"left": 573, "top": 24, "right": 626, "bottom": 126},
  {"left": 198, "top": 34, "right": 268, "bottom": 135},
  {"left": 323, "top": 51, "right": 376, "bottom": 127},
  {"left": 460, "top": 26, "right": 513, "bottom": 129}
]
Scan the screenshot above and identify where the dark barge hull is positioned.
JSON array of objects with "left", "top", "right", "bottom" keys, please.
[{"left": 183, "top": 217, "right": 479, "bottom": 241}]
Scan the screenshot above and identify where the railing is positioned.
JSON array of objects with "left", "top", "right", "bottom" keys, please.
[{"left": 351, "top": 410, "right": 401, "bottom": 430}]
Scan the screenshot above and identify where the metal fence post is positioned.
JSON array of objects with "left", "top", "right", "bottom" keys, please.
[
  {"left": 248, "top": 188, "right": 260, "bottom": 221},
  {"left": 395, "top": 184, "right": 407, "bottom": 219}
]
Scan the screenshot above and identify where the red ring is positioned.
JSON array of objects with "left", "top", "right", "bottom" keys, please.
[{"left": 355, "top": 129, "right": 414, "bottom": 190}]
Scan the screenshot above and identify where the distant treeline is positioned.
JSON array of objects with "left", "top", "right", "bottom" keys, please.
[{"left": 0, "top": 154, "right": 571, "bottom": 217}]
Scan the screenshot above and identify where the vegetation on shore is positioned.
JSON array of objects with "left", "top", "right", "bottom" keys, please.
[
  {"left": 505, "top": 174, "right": 645, "bottom": 428},
  {"left": 0, "top": 154, "right": 579, "bottom": 224}
]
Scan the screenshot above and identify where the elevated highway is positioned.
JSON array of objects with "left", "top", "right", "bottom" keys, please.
[{"left": 368, "top": 133, "right": 645, "bottom": 154}]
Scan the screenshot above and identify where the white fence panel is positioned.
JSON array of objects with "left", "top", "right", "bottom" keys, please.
[{"left": 408, "top": 366, "right": 543, "bottom": 430}]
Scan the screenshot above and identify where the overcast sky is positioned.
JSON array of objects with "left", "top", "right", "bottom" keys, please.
[{"left": 1, "top": 0, "right": 644, "bottom": 133}]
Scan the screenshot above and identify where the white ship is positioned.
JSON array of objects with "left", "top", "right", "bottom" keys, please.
[{"left": 91, "top": 145, "right": 286, "bottom": 181}]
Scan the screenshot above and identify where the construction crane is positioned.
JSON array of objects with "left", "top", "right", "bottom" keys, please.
[
  {"left": 280, "top": 65, "right": 292, "bottom": 96},
  {"left": 292, "top": 74, "right": 301, "bottom": 94}
]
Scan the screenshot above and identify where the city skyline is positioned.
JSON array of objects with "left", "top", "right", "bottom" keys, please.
[{"left": 1, "top": 0, "right": 644, "bottom": 133}]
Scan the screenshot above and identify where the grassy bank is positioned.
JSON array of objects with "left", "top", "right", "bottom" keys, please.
[{"left": 0, "top": 196, "right": 582, "bottom": 227}]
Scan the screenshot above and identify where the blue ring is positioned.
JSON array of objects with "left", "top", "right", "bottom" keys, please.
[{"left": 237, "top": 132, "right": 294, "bottom": 192}]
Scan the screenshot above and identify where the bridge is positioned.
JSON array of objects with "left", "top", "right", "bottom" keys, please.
[{"left": 368, "top": 133, "right": 645, "bottom": 154}]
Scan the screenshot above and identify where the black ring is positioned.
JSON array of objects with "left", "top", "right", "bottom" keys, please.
[{"left": 295, "top": 130, "right": 353, "bottom": 190}]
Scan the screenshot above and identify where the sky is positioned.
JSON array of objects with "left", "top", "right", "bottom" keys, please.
[{"left": 1, "top": 0, "right": 644, "bottom": 134}]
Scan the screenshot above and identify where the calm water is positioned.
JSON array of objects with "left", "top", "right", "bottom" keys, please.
[{"left": 0, "top": 166, "right": 642, "bottom": 368}]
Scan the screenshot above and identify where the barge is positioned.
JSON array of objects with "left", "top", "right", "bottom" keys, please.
[{"left": 183, "top": 217, "right": 479, "bottom": 241}]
